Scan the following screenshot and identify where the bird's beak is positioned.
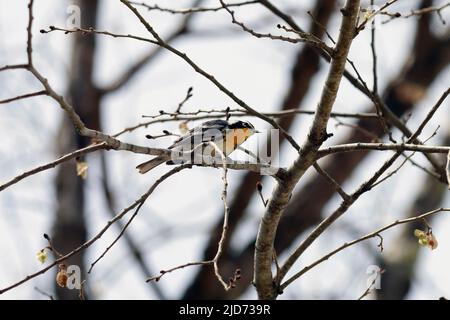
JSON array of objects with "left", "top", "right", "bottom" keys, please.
[{"left": 253, "top": 130, "right": 261, "bottom": 134}]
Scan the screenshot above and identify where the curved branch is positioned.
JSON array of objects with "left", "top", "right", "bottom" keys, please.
[
  {"left": 119, "top": 0, "right": 301, "bottom": 151},
  {"left": 280, "top": 207, "right": 450, "bottom": 291},
  {"left": 0, "top": 164, "right": 192, "bottom": 295},
  {"left": 0, "top": 143, "right": 108, "bottom": 192}
]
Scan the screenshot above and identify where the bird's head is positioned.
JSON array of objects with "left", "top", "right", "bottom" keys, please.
[{"left": 229, "top": 120, "right": 260, "bottom": 136}]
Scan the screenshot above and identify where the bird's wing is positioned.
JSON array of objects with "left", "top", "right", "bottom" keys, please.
[{"left": 170, "top": 120, "right": 228, "bottom": 151}]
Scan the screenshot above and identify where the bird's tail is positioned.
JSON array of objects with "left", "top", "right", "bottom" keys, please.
[{"left": 136, "top": 156, "right": 167, "bottom": 174}]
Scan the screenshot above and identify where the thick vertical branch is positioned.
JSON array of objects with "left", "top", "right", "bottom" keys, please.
[
  {"left": 183, "top": 0, "right": 337, "bottom": 299},
  {"left": 254, "top": 0, "right": 360, "bottom": 300},
  {"left": 183, "top": 0, "right": 450, "bottom": 299}
]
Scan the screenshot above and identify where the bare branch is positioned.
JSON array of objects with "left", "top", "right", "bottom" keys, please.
[
  {"left": 356, "top": 0, "right": 399, "bottom": 34},
  {"left": 100, "top": 0, "right": 201, "bottom": 94},
  {"left": 382, "top": 2, "right": 450, "bottom": 24},
  {"left": 26, "top": 0, "right": 34, "bottom": 65},
  {"left": 254, "top": 0, "right": 361, "bottom": 300},
  {"left": 113, "top": 108, "right": 378, "bottom": 138},
  {"left": 0, "top": 90, "right": 47, "bottom": 105},
  {"left": 276, "top": 24, "right": 333, "bottom": 54},
  {"left": 0, "top": 143, "right": 108, "bottom": 193},
  {"left": 316, "top": 143, "right": 450, "bottom": 159},
  {"left": 147, "top": 261, "right": 213, "bottom": 282},
  {"left": 259, "top": 0, "right": 445, "bottom": 177},
  {"left": 34, "top": 287, "right": 54, "bottom": 300},
  {"left": 40, "top": 25, "right": 158, "bottom": 45},
  {"left": 119, "top": 0, "right": 301, "bottom": 151},
  {"left": 145, "top": 143, "right": 238, "bottom": 290},
  {"left": 98, "top": 153, "right": 166, "bottom": 299},
  {"left": 130, "top": 0, "right": 259, "bottom": 14},
  {"left": 0, "top": 164, "right": 192, "bottom": 295},
  {"left": 280, "top": 208, "right": 450, "bottom": 291},
  {"left": 87, "top": 164, "right": 190, "bottom": 274},
  {"left": 370, "top": 0, "right": 378, "bottom": 94},
  {"left": 275, "top": 87, "right": 450, "bottom": 290},
  {"left": 219, "top": 0, "right": 331, "bottom": 51},
  {"left": 313, "top": 162, "right": 350, "bottom": 201},
  {"left": 208, "top": 142, "right": 233, "bottom": 290},
  {"left": 0, "top": 64, "right": 28, "bottom": 72}
]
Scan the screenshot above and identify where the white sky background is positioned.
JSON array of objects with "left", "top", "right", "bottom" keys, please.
[{"left": 0, "top": 0, "right": 449, "bottom": 299}]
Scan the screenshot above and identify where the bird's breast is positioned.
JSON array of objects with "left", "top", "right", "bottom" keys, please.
[{"left": 223, "top": 129, "right": 252, "bottom": 155}]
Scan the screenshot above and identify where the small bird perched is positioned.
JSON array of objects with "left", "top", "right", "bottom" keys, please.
[{"left": 136, "top": 119, "right": 259, "bottom": 174}]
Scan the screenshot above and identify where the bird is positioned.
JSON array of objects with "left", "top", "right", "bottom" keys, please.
[{"left": 136, "top": 119, "right": 259, "bottom": 174}]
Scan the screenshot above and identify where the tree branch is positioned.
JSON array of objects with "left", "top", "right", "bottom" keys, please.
[
  {"left": 119, "top": 0, "right": 301, "bottom": 151},
  {"left": 0, "top": 143, "right": 108, "bottom": 192},
  {"left": 130, "top": 0, "right": 259, "bottom": 14},
  {"left": 0, "top": 164, "right": 192, "bottom": 295},
  {"left": 100, "top": 0, "right": 203, "bottom": 94},
  {"left": 275, "top": 86, "right": 450, "bottom": 290},
  {"left": 254, "top": 0, "right": 361, "bottom": 300},
  {"left": 0, "top": 90, "right": 47, "bottom": 104},
  {"left": 316, "top": 143, "right": 450, "bottom": 159},
  {"left": 280, "top": 208, "right": 450, "bottom": 291}
]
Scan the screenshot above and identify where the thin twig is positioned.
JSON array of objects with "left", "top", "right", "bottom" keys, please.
[
  {"left": 130, "top": 0, "right": 259, "bottom": 14},
  {"left": 120, "top": 0, "right": 301, "bottom": 152},
  {"left": 334, "top": 118, "right": 381, "bottom": 142},
  {"left": 175, "top": 87, "right": 194, "bottom": 113},
  {"left": 0, "top": 143, "right": 108, "bottom": 192},
  {"left": 255, "top": 0, "right": 361, "bottom": 299},
  {"left": 26, "top": 0, "right": 34, "bottom": 65},
  {"left": 146, "top": 261, "right": 212, "bottom": 282},
  {"left": 256, "top": 181, "right": 268, "bottom": 207},
  {"left": 306, "top": 10, "right": 336, "bottom": 44},
  {"left": 280, "top": 208, "right": 450, "bottom": 290},
  {"left": 34, "top": 287, "right": 54, "bottom": 300},
  {"left": 142, "top": 108, "right": 379, "bottom": 120},
  {"left": 88, "top": 164, "right": 191, "bottom": 274},
  {"left": 0, "top": 90, "right": 47, "bottom": 104},
  {"left": 381, "top": 2, "right": 450, "bottom": 24},
  {"left": 370, "top": 152, "right": 413, "bottom": 188},
  {"left": 0, "top": 64, "right": 28, "bottom": 72},
  {"left": 100, "top": 1, "right": 201, "bottom": 94},
  {"left": 0, "top": 164, "right": 192, "bottom": 295},
  {"left": 370, "top": 0, "right": 378, "bottom": 94},
  {"left": 145, "top": 143, "right": 236, "bottom": 290},
  {"left": 356, "top": 0, "right": 399, "bottom": 33},
  {"left": 113, "top": 108, "right": 378, "bottom": 138},
  {"left": 275, "top": 88, "right": 450, "bottom": 289},
  {"left": 259, "top": 0, "right": 447, "bottom": 177},
  {"left": 316, "top": 143, "right": 450, "bottom": 159},
  {"left": 276, "top": 24, "right": 333, "bottom": 55},
  {"left": 313, "top": 162, "right": 350, "bottom": 201},
  {"left": 40, "top": 25, "right": 158, "bottom": 45},
  {"left": 98, "top": 152, "right": 166, "bottom": 299},
  {"left": 219, "top": 0, "right": 328, "bottom": 48},
  {"left": 209, "top": 141, "right": 233, "bottom": 290}
]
